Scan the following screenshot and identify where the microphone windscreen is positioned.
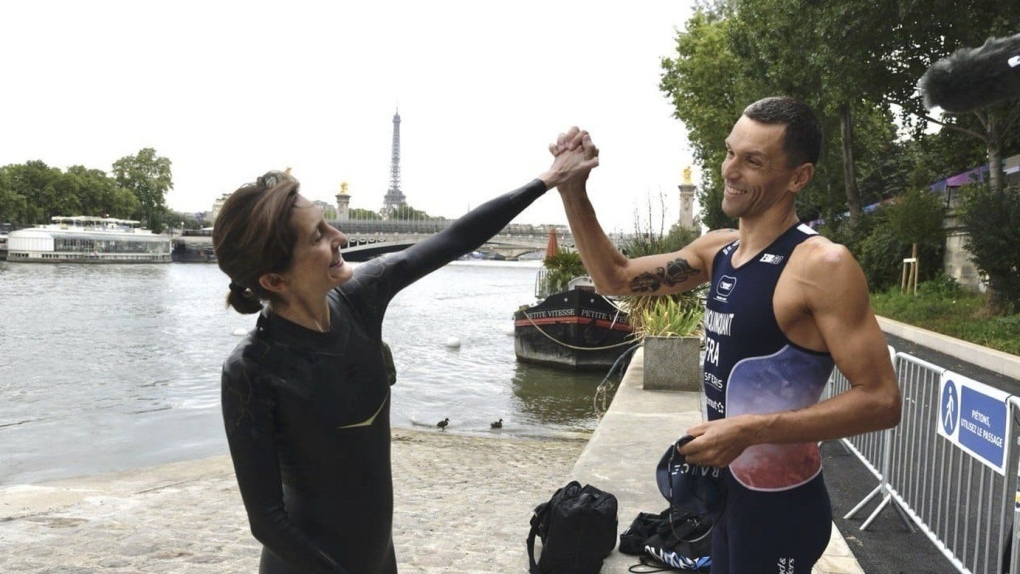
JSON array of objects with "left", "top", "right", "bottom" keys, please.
[{"left": 919, "top": 32, "right": 1020, "bottom": 113}]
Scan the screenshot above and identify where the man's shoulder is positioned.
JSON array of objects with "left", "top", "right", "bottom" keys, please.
[
  {"left": 788, "top": 237, "right": 868, "bottom": 299},
  {"left": 792, "top": 236, "right": 856, "bottom": 270}
]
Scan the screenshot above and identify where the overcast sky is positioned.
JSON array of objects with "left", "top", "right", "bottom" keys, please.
[{"left": 1, "top": 1, "right": 699, "bottom": 233}]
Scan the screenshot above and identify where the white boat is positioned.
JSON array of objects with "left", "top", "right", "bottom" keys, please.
[{"left": 6, "top": 216, "right": 172, "bottom": 263}]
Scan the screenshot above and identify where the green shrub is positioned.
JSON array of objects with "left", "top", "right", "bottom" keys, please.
[
  {"left": 628, "top": 291, "right": 705, "bottom": 337},
  {"left": 916, "top": 274, "right": 963, "bottom": 299},
  {"left": 958, "top": 185, "right": 1020, "bottom": 314}
]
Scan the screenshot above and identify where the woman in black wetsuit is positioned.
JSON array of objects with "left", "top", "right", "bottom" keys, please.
[{"left": 212, "top": 149, "right": 596, "bottom": 573}]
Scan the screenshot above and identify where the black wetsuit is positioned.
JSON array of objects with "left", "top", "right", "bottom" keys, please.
[
  {"left": 702, "top": 223, "right": 835, "bottom": 573},
  {"left": 220, "top": 179, "right": 549, "bottom": 574}
]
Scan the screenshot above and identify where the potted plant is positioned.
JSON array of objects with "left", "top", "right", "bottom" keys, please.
[
  {"left": 624, "top": 291, "right": 704, "bottom": 391},
  {"left": 540, "top": 247, "right": 587, "bottom": 298}
]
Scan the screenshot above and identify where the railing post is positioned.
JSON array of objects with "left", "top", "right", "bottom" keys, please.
[{"left": 844, "top": 423, "right": 916, "bottom": 532}]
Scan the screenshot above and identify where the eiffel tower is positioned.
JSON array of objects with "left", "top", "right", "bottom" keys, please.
[{"left": 381, "top": 109, "right": 406, "bottom": 216}]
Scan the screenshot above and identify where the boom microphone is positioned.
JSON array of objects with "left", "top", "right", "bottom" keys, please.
[{"left": 918, "top": 32, "right": 1020, "bottom": 113}]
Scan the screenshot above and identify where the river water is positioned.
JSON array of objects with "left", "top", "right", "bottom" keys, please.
[{"left": 0, "top": 260, "right": 619, "bottom": 486}]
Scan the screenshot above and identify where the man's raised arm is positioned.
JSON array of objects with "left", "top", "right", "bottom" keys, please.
[{"left": 552, "top": 127, "right": 734, "bottom": 297}]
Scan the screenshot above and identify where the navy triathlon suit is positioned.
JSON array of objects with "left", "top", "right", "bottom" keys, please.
[
  {"left": 220, "top": 180, "right": 550, "bottom": 574},
  {"left": 702, "top": 223, "right": 836, "bottom": 574}
]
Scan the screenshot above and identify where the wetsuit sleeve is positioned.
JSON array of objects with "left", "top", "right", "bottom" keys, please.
[
  {"left": 221, "top": 358, "right": 349, "bottom": 574},
  {"left": 350, "top": 178, "right": 548, "bottom": 310}
]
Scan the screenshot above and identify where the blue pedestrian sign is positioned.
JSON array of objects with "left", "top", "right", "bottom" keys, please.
[
  {"left": 940, "top": 381, "right": 958, "bottom": 436},
  {"left": 937, "top": 371, "right": 1010, "bottom": 475}
]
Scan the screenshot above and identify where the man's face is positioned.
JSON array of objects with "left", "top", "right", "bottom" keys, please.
[{"left": 719, "top": 116, "right": 803, "bottom": 220}]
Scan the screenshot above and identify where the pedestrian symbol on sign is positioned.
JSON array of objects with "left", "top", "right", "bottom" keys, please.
[{"left": 941, "top": 380, "right": 958, "bottom": 436}]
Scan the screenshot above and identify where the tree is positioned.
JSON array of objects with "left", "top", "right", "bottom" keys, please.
[
  {"left": 6, "top": 161, "right": 62, "bottom": 223},
  {"left": 168, "top": 210, "right": 206, "bottom": 230},
  {"left": 660, "top": 4, "right": 901, "bottom": 229},
  {"left": 726, "top": 0, "right": 918, "bottom": 222},
  {"left": 389, "top": 203, "right": 431, "bottom": 221},
  {"left": 659, "top": 0, "right": 1019, "bottom": 314},
  {"left": 660, "top": 8, "right": 745, "bottom": 230},
  {"left": 882, "top": 2, "right": 1019, "bottom": 309},
  {"left": 0, "top": 162, "right": 147, "bottom": 225},
  {"left": 663, "top": 1, "right": 1017, "bottom": 228},
  {"left": 112, "top": 148, "right": 173, "bottom": 233},
  {"left": 883, "top": 0, "right": 1018, "bottom": 195},
  {"left": 348, "top": 208, "right": 382, "bottom": 220},
  {"left": 0, "top": 166, "right": 24, "bottom": 224},
  {"left": 58, "top": 166, "right": 138, "bottom": 219}
]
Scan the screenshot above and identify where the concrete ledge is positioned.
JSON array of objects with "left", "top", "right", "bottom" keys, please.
[
  {"left": 569, "top": 347, "right": 864, "bottom": 574},
  {"left": 878, "top": 316, "right": 1020, "bottom": 380}
]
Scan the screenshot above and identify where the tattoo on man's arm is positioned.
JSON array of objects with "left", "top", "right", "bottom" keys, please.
[{"left": 629, "top": 258, "right": 701, "bottom": 293}]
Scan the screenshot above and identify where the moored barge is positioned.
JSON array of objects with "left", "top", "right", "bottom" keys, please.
[{"left": 513, "top": 277, "right": 635, "bottom": 371}]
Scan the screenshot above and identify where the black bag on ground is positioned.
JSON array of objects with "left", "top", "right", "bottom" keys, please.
[
  {"left": 619, "top": 510, "right": 667, "bottom": 555},
  {"left": 617, "top": 434, "right": 722, "bottom": 571},
  {"left": 619, "top": 505, "right": 714, "bottom": 571},
  {"left": 527, "top": 480, "right": 619, "bottom": 574}
]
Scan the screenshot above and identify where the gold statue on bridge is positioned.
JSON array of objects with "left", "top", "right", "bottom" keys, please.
[
  {"left": 339, "top": 181, "right": 349, "bottom": 195},
  {"left": 683, "top": 166, "right": 693, "bottom": 185}
]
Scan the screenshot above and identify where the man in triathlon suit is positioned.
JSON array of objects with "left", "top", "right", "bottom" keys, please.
[
  {"left": 550, "top": 96, "right": 901, "bottom": 573},
  {"left": 214, "top": 146, "right": 597, "bottom": 573}
]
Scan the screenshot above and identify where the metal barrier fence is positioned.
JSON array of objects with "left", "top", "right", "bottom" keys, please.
[{"left": 825, "top": 350, "right": 1019, "bottom": 574}]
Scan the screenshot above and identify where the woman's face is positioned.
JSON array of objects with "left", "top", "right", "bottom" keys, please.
[{"left": 283, "top": 194, "right": 352, "bottom": 297}]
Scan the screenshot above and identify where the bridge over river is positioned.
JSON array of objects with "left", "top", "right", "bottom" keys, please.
[
  {"left": 171, "top": 220, "right": 607, "bottom": 263},
  {"left": 336, "top": 220, "right": 576, "bottom": 261}
]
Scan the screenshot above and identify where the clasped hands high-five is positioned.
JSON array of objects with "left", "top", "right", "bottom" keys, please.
[{"left": 539, "top": 126, "right": 599, "bottom": 190}]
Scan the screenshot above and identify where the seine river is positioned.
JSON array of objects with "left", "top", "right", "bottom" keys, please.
[{"left": 0, "top": 259, "right": 617, "bottom": 486}]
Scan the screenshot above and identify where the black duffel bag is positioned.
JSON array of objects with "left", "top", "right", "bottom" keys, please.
[{"left": 527, "top": 480, "right": 619, "bottom": 574}]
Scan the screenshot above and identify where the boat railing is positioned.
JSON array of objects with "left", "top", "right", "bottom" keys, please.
[
  {"left": 51, "top": 216, "right": 145, "bottom": 233},
  {"left": 534, "top": 268, "right": 551, "bottom": 299},
  {"left": 533, "top": 268, "right": 598, "bottom": 300}
]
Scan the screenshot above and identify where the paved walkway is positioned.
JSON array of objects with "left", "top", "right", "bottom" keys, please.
[
  {"left": 0, "top": 345, "right": 865, "bottom": 573},
  {"left": 0, "top": 432, "right": 588, "bottom": 573}
]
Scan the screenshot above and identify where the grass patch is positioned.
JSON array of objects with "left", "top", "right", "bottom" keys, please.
[{"left": 870, "top": 279, "right": 1020, "bottom": 356}]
